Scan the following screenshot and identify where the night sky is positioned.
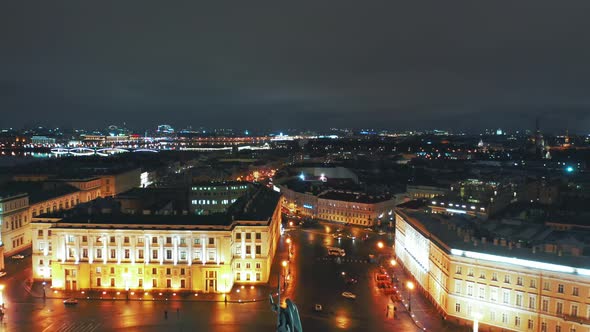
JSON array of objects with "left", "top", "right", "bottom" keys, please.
[{"left": 2, "top": 1, "right": 590, "bottom": 132}]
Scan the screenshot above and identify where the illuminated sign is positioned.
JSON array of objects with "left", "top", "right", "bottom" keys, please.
[
  {"left": 303, "top": 204, "right": 313, "bottom": 209},
  {"left": 273, "top": 185, "right": 281, "bottom": 193},
  {"left": 446, "top": 208, "right": 467, "bottom": 214}
]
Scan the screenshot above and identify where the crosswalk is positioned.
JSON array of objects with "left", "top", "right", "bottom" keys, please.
[{"left": 42, "top": 321, "right": 102, "bottom": 332}]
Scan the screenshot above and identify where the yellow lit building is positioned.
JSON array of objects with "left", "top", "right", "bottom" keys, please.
[
  {"left": 395, "top": 208, "right": 590, "bottom": 332},
  {"left": 31, "top": 187, "right": 282, "bottom": 293}
]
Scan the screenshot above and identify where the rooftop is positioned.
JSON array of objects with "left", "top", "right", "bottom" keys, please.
[
  {"left": 398, "top": 208, "right": 590, "bottom": 271},
  {"left": 0, "top": 182, "right": 79, "bottom": 204}
]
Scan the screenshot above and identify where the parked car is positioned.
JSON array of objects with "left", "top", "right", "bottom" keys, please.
[
  {"left": 314, "top": 304, "right": 323, "bottom": 312},
  {"left": 0, "top": 271, "right": 6, "bottom": 278},
  {"left": 63, "top": 298, "right": 78, "bottom": 305},
  {"left": 11, "top": 255, "right": 24, "bottom": 260},
  {"left": 342, "top": 292, "right": 357, "bottom": 299}
]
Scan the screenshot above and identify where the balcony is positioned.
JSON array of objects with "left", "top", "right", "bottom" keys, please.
[{"left": 562, "top": 314, "right": 590, "bottom": 325}]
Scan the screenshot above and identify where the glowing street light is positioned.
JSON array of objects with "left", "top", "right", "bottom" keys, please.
[
  {"left": 406, "top": 281, "right": 415, "bottom": 312},
  {"left": 0, "top": 285, "right": 4, "bottom": 307},
  {"left": 377, "top": 241, "right": 384, "bottom": 249},
  {"left": 286, "top": 238, "right": 291, "bottom": 244},
  {"left": 390, "top": 259, "right": 397, "bottom": 267},
  {"left": 472, "top": 311, "right": 483, "bottom": 332}
]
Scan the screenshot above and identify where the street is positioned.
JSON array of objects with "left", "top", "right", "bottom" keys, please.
[{"left": 0, "top": 223, "right": 448, "bottom": 331}]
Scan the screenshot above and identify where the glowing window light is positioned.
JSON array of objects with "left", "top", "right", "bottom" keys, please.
[{"left": 451, "top": 249, "right": 577, "bottom": 274}]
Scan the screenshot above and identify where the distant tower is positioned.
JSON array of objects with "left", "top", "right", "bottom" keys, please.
[
  {"left": 534, "top": 117, "right": 545, "bottom": 159},
  {"left": 564, "top": 129, "right": 571, "bottom": 146}
]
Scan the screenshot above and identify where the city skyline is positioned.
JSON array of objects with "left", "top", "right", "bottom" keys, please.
[{"left": 2, "top": 1, "right": 590, "bottom": 131}]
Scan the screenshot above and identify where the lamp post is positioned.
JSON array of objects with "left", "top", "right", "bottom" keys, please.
[
  {"left": 281, "top": 260, "right": 288, "bottom": 289},
  {"left": 42, "top": 281, "right": 46, "bottom": 299},
  {"left": 406, "top": 281, "right": 415, "bottom": 312},
  {"left": 0, "top": 285, "right": 5, "bottom": 308},
  {"left": 123, "top": 273, "right": 130, "bottom": 300}
]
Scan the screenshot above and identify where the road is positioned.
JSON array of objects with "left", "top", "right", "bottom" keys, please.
[{"left": 0, "top": 223, "right": 444, "bottom": 331}]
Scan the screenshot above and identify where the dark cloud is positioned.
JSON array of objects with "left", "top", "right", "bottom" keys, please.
[{"left": 1, "top": 1, "right": 590, "bottom": 132}]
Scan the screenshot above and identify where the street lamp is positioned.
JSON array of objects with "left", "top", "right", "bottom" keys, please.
[
  {"left": 0, "top": 285, "right": 4, "bottom": 308},
  {"left": 377, "top": 241, "right": 384, "bottom": 249},
  {"left": 390, "top": 259, "right": 396, "bottom": 267},
  {"left": 406, "top": 281, "right": 415, "bottom": 312},
  {"left": 123, "top": 273, "right": 130, "bottom": 300},
  {"left": 281, "top": 260, "right": 288, "bottom": 289},
  {"left": 42, "top": 281, "right": 46, "bottom": 299}
]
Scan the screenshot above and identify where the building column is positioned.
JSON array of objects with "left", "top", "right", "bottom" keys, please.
[
  {"left": 201, "top": 236, "right": 206, "bottom": 265},
  {"left": 187, "top": 235, "right": 192, "bottom": 266},
  {"left": 216, "top": 236, "right": 220, "bottom": 265},
  {"left": 159, "top": 236, "right": 163, "bottom": 265},
  {"left": 131, "top": 237, "right": 136, "bottom": 265},
  {"left": 241, "top": 232, "right": 245, "bottom": 260},
  {"left": 43, "top": 229, "right": 49, "bottom": 257},
  {"left": 117, "top": 236, "right": 122, "bottom": 264},
  {"left": 173, "top": 236, "right": 178, "bottom": 266},
  {"left": 88, "top": 235, "right": 94, "bottom": 264},
  {"left": 102, "top": 235, "right": 107, "bottom": 264},
  {"left": 62, "top": 235, "right": 67, "bottom": 262}
]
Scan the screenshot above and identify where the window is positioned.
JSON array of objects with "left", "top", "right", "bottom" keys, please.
[
  {"left": 246, "top": 263, "right": 251, "bottom": 269},
  {"left": 504, "top": 275, "right": 511, "bottom": 284},
  {"left": 490, "top": 311, "right": 496, "bottom": 321},
  {"left": 467, "top": 283, "right": 474, "bottom": 296},
  {"left": 236, "top": 272, "right": 241, "bottom": 281},
  {"left": 503, "top": 290, "right": 510, "bottom": 304},
  {"left": 528, "top": 319, "right": 534, "bottom": 329},
  {"left": 138, "top": 279, "right": 143, "bottom": 288},
  {"left": 138, "top": 268, "right": 142, "bottom": 274},
  {"left": 180, "top": 268, "right": 185, "bottom": 275},
  {"left": 236, "top": 233, "right": 241, "bottom": 240},
  {"left": 180, "top": 251, "right": 186, "bottom": 260},
  {"left": 529, "top": 295, "right": 536, "bottom": 309},
  {"left": 479, "top": 271, "right": 486, "bottom": 279},
  {"left": 571, "top": 305, "right": 578, "bottom": 317},
  {"left": 455, "top": 303, "right": 461, "bottom": 313},
  {"left": 166, "top": 268, "right": 171, "bottom": 275},
  {"left": 236, "top": 262, "right": 241, "bottom": 269},
  {"left": 556, "top": 302, "right": 563, "bottom": 315},
  {"left": 246, "top": 233, "right": 251, "bottom": 240},
  {"left": 558, "top": 284, "right": 564, "bottom": 294},
  {"left": 194, "top": 238, "right": 201, "bottom": 245},
  {"left": 110, "top": 267, "right": 115, "bottom": 274},
  {"left": 502, "top": 313, "right": 508, "bottom": 324},
  {"left": 246, "top": 273, "right": 251, "bottom": 281},
  {"left": 124, "top": 249, "right": 130, "bottom": 259},
  {"left": 152, "top": 250, "right": 158, "bottom": 259},
  {"left": 455, "top": 266, "right": 462, "bottom": 274},
  {"left": 256, "top": 263, "right": 261, "bottom": 269},
  {"left": 530, "top": 279, "right": 537, "bottom": 289},
  {"left": 246, "top": 246, "right": 251, "bottom": 255},
  {"left": 152, "top": 237, "right": 158, "bottom": 244},
  {"left": 38, "top": 230, "right": 43, "bottom": 236},
  {"left": 542, "top": 299, "right": 549, "bottom": 312},
  {"left": 514, "top": 316, "right": 520, "bottom": 327},
  {"left": 180, "top": 279, "right": 186, "bottom": 288},
  {"left": 467, "top": 267, "right": 474, "bottom": 277},
  {"left": 490, "top": 287, "right": 498, "bottom": 302},
  {"left": 82, "top": 248, "right": 88, "bottom": 258},
  {"left": 166, "top": 237, "right": 172, "bottom": 244},
  {"left": 255, "top": 232, "right": 261, "bottom": 240},
  {"left": 97, "top": 277, "right": 101, "bottom": 287},
  {"left": 256, "top": 245, "right": 261, "bottom": 255},
  {"left": 152, "top": 268, "right": 157, "bottom": 275},
  {"left": 256, "top": 273, "right": 261, "bottom": 281},
  {"left": 110, "top": 278, "right": 115, "bottom": 287},
  {"left": 110, "top": 236, "right": 115, "bottom": 243},
  {"left": 208, "top": 251, "right": 215, "bottom": 261},
  {"left": 516, "top": 293, "right": 523, "bottom": 306},
  {"left": 82, "top": 236, "right": 87, "bottom": 243},
  {"left": 209, "top": 238, "right": 215, "bottom": 245},
  {"left": 573, "top": 287, "right": 579, "bottom": 296},
  {"left": 555, "top": 326, "right": 561, "bottom": 332},
  {"left": 152, "top": 279, "right": 157, "bottom": 288},
  {"left": 541, "top": 322, "right": 547, "bottom": 332},
  {"left": 97, "top": 249, "right": 102, "bottom": 258},
  {"left": 180, "top": 238, "right": 185, "bottom": 245},
  {"left": 492, "top": 272, "right": 498, "bottom": 281},
  {"left": 517, "top": 277, "right": 523, "bottom": 286},
  {"left": 138, "top": 249, "right": 144, "bottom": 259},
  {"left": 166, "top": 250, "right": 172, "bottom": 260},
  {"left": 110, "top": 249, "right": 116, "bottom": 259},
  {"left": 96, "top": 267, "right": 102, "bottom": 273},
  {"left": 543, "top": 281, "right": 550, "bottom": 291},
  {"left": 138, "top": 237, "right": 144, "bottom": 244},
  {"left": 478, "top": 285, "right": 485, "bottom": 299}
]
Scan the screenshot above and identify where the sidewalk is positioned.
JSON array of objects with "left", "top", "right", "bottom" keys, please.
[{"left": 28, "top": 281, "right": 279, "bottom": 303}]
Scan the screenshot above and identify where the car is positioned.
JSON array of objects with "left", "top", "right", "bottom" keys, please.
[
  {"left": 364, "top": 227, "right": 373, "bottom": 232},
  {"left": 346, "top": 277, "right": 358, "bottom": 285},
  {"left": 0, "top": 272, "right": 6, "bottom": 278},
  {"left": 314, "top": 304, "right": 323, "bottom": 312},
  {"left": 377, "top": 230, "right": 386, "bottom": 235},
  {"left": 342, "top": 292, "right": 356, "bottom": 299},
  {"left": 11, "top": 255, "right": 24, "bottom": 260},
  {"left": 63, "top": 298, "right": 78, "bottom": 305},
  {"left": 346, "top": 234, "right": 356, "bottom": 240}
]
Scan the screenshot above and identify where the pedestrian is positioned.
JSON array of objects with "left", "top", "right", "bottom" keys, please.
[{"left": 164, "top": 310, "right": 168, "bottom": 319}]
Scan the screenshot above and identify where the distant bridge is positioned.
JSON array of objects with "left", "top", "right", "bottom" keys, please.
[{"left": 50, "top": 147, "right": 158, "bottom": 156}]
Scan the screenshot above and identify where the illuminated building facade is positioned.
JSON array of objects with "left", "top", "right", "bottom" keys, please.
[
  {"left": 31, "top": 187, "right": 282, "bottom": 294},
  {"left": 396, "top": 208, "right": 590, "bottom": 332},
  {"left": 99, "top": 168, "right": 141, "bottom": 197},
  {"left": 190, "top": 182, "right": 250, "bottom": 215}
]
